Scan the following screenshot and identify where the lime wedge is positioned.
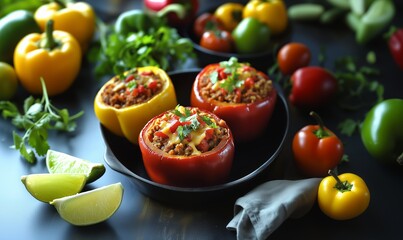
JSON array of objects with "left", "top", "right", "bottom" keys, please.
[
  {"left": 51, "top": 182, "right": 124, "bottom": 226},
  {"left": 46, "top": 150, "right": 106, "bottom": 183},
  {"left": 21, "top": 173, "right": 87, "bottom": 203}
]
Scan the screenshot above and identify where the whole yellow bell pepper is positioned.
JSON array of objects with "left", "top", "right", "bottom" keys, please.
[
  {"left": 317, "top": 170, "right": 370, "bottom": 220},
  {"left": 34, "top": 1, "right": 95, "bottom": 52},
  {"left": 214, "top": 3, "right": 244, "bottom": 31},
  {"left": 94, "top": 66, "right": 178, "bottom": 144},
  {"left": 14, "top": 20, "right": 81, "bottom": 96},
  {"left": 243, "top": 0, "right": 288, "bottom": 35}
]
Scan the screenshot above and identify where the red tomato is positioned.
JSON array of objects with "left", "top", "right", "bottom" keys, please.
[
  {"left": 388, "top": 28, "right": 403, "bottom": 69},
  {"left": 191, "top": 63, "right": 277, "bottom": 142},
  {"left": 289, "top": 66, "right": 337, "bottom": 109},
  {"left": 292, "top": 112, "right": 344, "bottom": 177},
  {"left": 200, "top": 30, "right": 233, "bottom": 53},
  {"left": 277, "top": 42, "right": 311, "bottom": 75},
  {"left": 193, "top": 13, "right": 225, "bottom": 39},
  {"left": 138, "top": 108, "right": 235, "bottom": 187}
]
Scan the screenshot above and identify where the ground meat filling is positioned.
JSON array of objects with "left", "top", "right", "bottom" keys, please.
[
  {"left": 101, "top": 69, "right": 164, "bottom": 108},
  {"left": 147, "top": 107, "right": 229, "bottom": 156},
  {"left": 199, "top": 64, "right": 273, "bottom": 104}
]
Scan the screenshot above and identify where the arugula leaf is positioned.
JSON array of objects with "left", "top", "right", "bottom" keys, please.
[{"left": 0, "top": 78, "right": 84, "bottom": 163}]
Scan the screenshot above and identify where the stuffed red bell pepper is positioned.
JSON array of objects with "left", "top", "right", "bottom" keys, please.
[
  {"left": 190, "top": 57, "right": 277, "bottom": 142},
  {"left": 138, "top": 105, "right": 234, "bottom": 187}
]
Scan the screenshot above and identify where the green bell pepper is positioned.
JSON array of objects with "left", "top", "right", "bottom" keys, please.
[
  {"left": 232, "top": 17, "right": 271, "bottom": 54},
  {"left": 0, "top": 10, "right": 41, "bottom": 64},
  {"left": 361, "top": 99, "right": 403, "bottom": 165}
]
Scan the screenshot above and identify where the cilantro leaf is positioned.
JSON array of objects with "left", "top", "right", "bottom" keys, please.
[{"left": 0, "top": 78, "right": 84, "bottom": 163}]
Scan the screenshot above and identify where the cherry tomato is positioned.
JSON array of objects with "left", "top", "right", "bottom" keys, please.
[
  {"left": 277, "top": 42, "right": 311, "bottom": 75},
  {"left": 289, "top": 66, "right": 337, "bottom": 109},
  {"left": 193, "top": 13, "right": 224, "bottom": 39},
  {"left": 200, "top": 30, "right": 233, "bottom": 53}
]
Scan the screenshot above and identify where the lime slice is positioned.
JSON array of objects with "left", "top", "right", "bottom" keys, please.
[
  {"left": 51, "top": 182, "right": 124, "bottom": 226},
  {"left": 21, "top": 173, "right": 87, "bottom": 203},
  {"left": 46, "top": 150, "right": 106, "bottom": 183}
]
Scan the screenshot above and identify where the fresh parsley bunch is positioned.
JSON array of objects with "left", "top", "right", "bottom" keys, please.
[
  {"left": 0, "top": 79, "right": 84, "bottom": 163},
  {"left": 88, "top": 16, "right": 195, "bottom": 79}
]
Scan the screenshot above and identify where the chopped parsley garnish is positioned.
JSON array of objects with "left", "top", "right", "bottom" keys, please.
[
  {"left": 211, "top": 57, "right": 245, "bottom": 93},
  {"left": 172, "top": 106, "right": 217, "bottom": 141}
]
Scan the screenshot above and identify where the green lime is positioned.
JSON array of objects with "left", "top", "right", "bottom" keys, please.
[
  {"left": 0, "top": 62, "right": 18, "bottom": 100},
  {"left": 21, "top": 173, "right": 87, "bottom": 203},
  {"left": 46, "top": 150, "right": 106, "bottom": 183},
  {"left": 51, "top": 182, "right": 124, "bottom": 226}
]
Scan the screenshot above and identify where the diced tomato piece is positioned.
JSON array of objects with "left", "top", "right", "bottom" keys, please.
[
  {"left": 243, "top": 66, "right": 253, "bottom": 72},
  {"left": 219, "top": 69, "right": 227, "bottom": 80},
  {"left": 205, "top": 128, "right": 214, "bottom": 140},
  {"left": 197, "top": 139, "right": 209, "bottom": 152},
  {"left": 148, "top": 80, "right": 158, "bottom": 90},
  {"left": 141, "top": 71, "right": 153, "bottom": 76},
  {"left": 131, "top": 88, "right": 139, "bottom": 97},
  {"left": 169, "top": 120, "right": 181, "bottom": 133},
  {"left": 124, "top": 74, "right": 135, "bottom": 82},
  {"left": 138, "top": 84, "right": 145, "bottom": 93},
  {"left": 244, "top": 77, "right": 255, "bottom": 88},
  {"left": 154, "top": 131, "right": 168, "bottom": 138}
]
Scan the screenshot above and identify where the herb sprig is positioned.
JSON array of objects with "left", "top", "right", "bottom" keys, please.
[
  {"left": 173, "top": 106, "right": 216, "bottom": 141},
  {"left": 88, "top": 19, "right": 194, "bottom": 78},
  {"left": 210, "top": 57, "right": 244, "bottom": 93},
  {"left": 0, "top": 78, "right": 84, "bottom": 163}
]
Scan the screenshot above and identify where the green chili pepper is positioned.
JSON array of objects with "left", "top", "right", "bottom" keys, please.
[
  {"left": 0, "top": 10, "right": 41, "bottom": 64},
  {"left": 361, "top": 99, "right": 403, "bottom": 165},
  {"left": 356, "top": 0, "right": 395, "bottom": 44}
]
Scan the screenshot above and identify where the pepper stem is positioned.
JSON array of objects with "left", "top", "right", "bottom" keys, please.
[
  {"left": 156, "top": 3, "right": 187, "bottom": 19},
  {"left": 310, "top": 111, "right": 330, "bottom": 138},
  {"left": 40, "top": 20, "right": 60, "bottom": 51},
  {"left": 397, "top": 152, "right": 403, "bottom": 165},
  {"left": 328, "top": 169, "right": 352, "bottom": 193}
]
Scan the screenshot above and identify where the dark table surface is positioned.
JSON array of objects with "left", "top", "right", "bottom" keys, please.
[{"left": 1, "top": 0, "right": 403, "bottom": 239}]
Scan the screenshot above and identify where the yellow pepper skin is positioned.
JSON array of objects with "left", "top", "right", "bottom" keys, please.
[
  {"left": 34, "top": 1, "right": 95, "bottom": 52},
  {"left": 94, "top": 67, "right": 178, "bottom": 145},
  {"left": 14, "top": 20, "right": 81, "bottom": 96},
  {"left": 214, "top": 3, "right": 244, "bottom": 32},
  {"left": 243, "top": 0, "right": 288, "bottom": 35},
  {"left": 318, "top": 171, "right": 370, "bottom": 220}
]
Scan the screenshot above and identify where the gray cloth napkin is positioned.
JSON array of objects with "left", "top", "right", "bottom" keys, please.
[{"left": 226, "top": 178, "right": 321, "bottom": 240}]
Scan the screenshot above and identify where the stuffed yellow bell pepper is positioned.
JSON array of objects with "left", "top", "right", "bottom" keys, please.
[
  {"left": 243, "top": 0, "right": 288, "bottom": 35},
  {"left": 94, "top": 67, "right": 178, "bottom": 144},
  {"left": 14, "top": 20, "right": 81, "bottom": 96},
  {"left": 34, "top": 0, "right": 95, "bottom": 52}
]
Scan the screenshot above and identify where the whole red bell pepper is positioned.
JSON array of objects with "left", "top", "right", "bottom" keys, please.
[
  {"left": 292, "top": 111, "right": 344, "bottom": 177},
  {"left": 144, "top": 0, "right": 199, "bottom": 27},
  {"left": 386, "top": 27, "right": 403, "bottom": 70}
]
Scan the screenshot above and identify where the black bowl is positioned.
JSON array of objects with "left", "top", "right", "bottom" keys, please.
[
  {"left": 184, "top": 7, "right": 291, "bottom": 72},
  {"left": 101, "top": 69, "right": 290, "bottom": 205}
]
